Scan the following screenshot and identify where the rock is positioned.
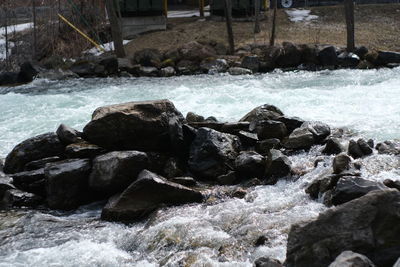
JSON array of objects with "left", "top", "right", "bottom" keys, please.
[
  {"left": 256, "top": 139, "right": 281, "bottom": 155},
  {"left": 338, "top": 52, "right": 360, "bottom": 68},
  {"left": 322, "top": 138, "right": 343, "bottom": 155},
  {"left": 180, "top": 41, "right": 216, "bottom": 62},
  {"left": 188, "top": 128, "right": 241, "bottom": 180},
  {"left": 250, "top": 120, "right": 288, "bottom": 140},
  {"left": 331, "top": 176, "right": 387, "bottom": 205},
  {"left": 159, "top": 66, "right": 176, "bottom": 77},
  {"left": 186, "top": 112, "right": 205, "bottom": 123},
  {"left": 240, "top": 104, "right": 284, "bottom": 123},
  {"left": 83, "top": 100, "right": 184, "bottom": 151},
  {"left": 318, "top": 46, "right": 338, "bottom": 67},
  {"left": 99, "top": 57, "right": 119, "bottom": 75},
  {"left": 357, "top": 138, "right": 373, "bottom": 156},
  {"left": 101, "top": 170, "right": 203, "bottom": 222},
  {"left": 266, "top": 149, "right": 291, "bottom": 184},
  {"left": 24, "top": 156, "right": 61, "bottom": 171},
  {"left": 37, "top": 69, "right": 79, "bottom": 80},
  {"left": 383, "top": 179, "right": 400, "bottom": 191},
  {"left": 17, "top": 62, "right": 38, "bottom": 84},
  {"left": 45, "top": 159, "right": 92, "bottom": 210},
  {"left": 56, "top": 124, "right": 82, "bottom": 145},
  {"left": 299, "top": 44, "right": 319, "bottom": 64},
  {"left": 217, "top": 171, "right": 237, "bottom": 185},
  {"left": 160, "top": 58, "right": 175, "bottom": 68},
  {"left": 302, "top": 121, "right": 331, "bottom": 143},
  {"left": 163, "top": 157, "right": 184, "bottom": 178},
  {"left": 89, "top": 151, "right": 148, "bottom": 196},
  {"left": 0, "top": 173, "right": 15, "bottom": 199},
  {"left": 117, "top": 58, "right": 134, "bottom": 72},
  {"left": 176, "top": 59, "right": 200, "bottom": 74},
  {"left": 169, "top": 177, "right": 197, "bottom": 187},
  {"left": 139, "top": 66, "right": 159, "bottom": 77},
  {"left": 237, "top": 131, "right": 259, "bottom": 147},
  {"left": 241, "top": 56, "right": 260, "bottom": 72},
  {"left": 277, "top": 116, "right": 304, "bottom": 134},
  {"left": 375, "top": 140, "right": 400, "bottom": 155},
  {"left": 200, "top": 58, "right": 228, "bottom": 74},
  {"left": 2, "top": 189, "right": 42, "bottom": 208},
  {"left": 228, "top": 67, "right": 252, "bottom": 75},
  {"left": 134, "top": 48, "right": 162, "bottom": 67},
  {"left": 70, "top": 60, "right": 97, "bottom": 77},
  {"left": 254, "top": 235, "right": 269, "bottom": 246},
  {"left": 333, "top": 153, "right": 352, "bottom": 174},
  {"left": 285, "top": 190, "right": 400, "bottom": 267},
  {"left": 4, "top": 132, "right": 65, "bottom": 174},
  {"left": 163, "top": 48, "right": 180, "bottom": 62},
  {"left": 283, "top": 127, "right": 314, "bottom": 150},
  {"left": 11, "top": 168, "right": 46, "bottom": 196},
  {"left": 354, "top": 46, "right": 369, "bottom": 59},
  {"left": 357, "top": 60, "right": 375, "bottom": 70},
  {"left": 0, "top": 72, "right": 18, "bottom": 86},
  {"left": 348, "top": 140, "right": 364, "bottom": 159},
  {"left": 375, "top": 51, "right": 400, "bottom": 65},
  {"left": 328, "top": 251, "right": 376, "bottom": 267},
  {"left": 276, "top": 42, "right": 302, "bottom": 68},
  {"left": 235, "top": 151, "right": 266, "bottom": 180},
  {"left": 255, "top": 257, "right": 283, "bottom": 267},
  {"left": 65, "top": 142, "right": 105, "bottom": 159}
]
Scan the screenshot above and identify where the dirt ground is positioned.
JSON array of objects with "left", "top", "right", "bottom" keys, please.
[{"left": 124, "top": 4, "right": 400, "bottom": 55}]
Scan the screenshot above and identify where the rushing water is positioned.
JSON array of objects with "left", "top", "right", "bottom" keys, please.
[{"left": 0, "top": 68, "right": 400, "bottom": 266}]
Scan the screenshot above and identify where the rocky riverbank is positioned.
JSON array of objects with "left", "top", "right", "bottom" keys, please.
[
  {"left": 1, "top": 41, "right": 400, "bottom": 86},
  {"left": 0, "top": 99, "right": 399, "bottom": 266}
]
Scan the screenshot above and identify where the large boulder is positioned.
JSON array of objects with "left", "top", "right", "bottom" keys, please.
[
  {"left": 322, "top": 138, "right": 344, "bottom": 155},
  {"left": 250, "top": 120, "right": 288, "bottom": 140},
  {"left": 82, "top": 100, "right": 184, "bottom": 151},
  {"left": 285, "top": 190, "right": 400, "bottom": 267},
  {"left": 276, "top": 42, "right": 302, "bottom": 68},
  {"left": 179, "top": 41, "right": 216, "bottom": 62},
  {"left": 188, "top": 128, "right": 241, "bottom": 180},
  {"left": 332, "top": 153, "right": 352, "bottom": 174},
  {"left": 283, "top": 127, "right": 315, "bottom": 150},
  {"left": 134, "top": 48, "right": 162, "bottom": 67},
  {"left": 89, "top": 151, "right": 149, "bottom": 195},
  {"left": 235, "top": 151, "right": 266, "bottom": 180},
  {"left": 11, "top": 168, "right": 46, "bottom": 196},
  {"left": 241, "top": 56, "right": 260, "bottom": 72},
  {"left": 4, "top": 133, "right": 65, "bottom": 174},
  {"left": 375, "top": 51, "right": 400, "bottom": 65},
  {"left": 328, "top": 251, "right": 375, "bottom": 267},
  {"left": 318, "top": 46, "right": 338, "bottom": 67},
  {"left": 45, "top": 159, "right": 92, "bottom": 210},
  {"left": 17, "top": 62, "right": 38, "bottom": 84},
  {"left": 101, "top": 170, "right": 203, "bottom": 222},
  {"left": 56, "top": 124, "right": 83, "bottom": 145},
  {"left": 240, "top": 104, "right": 284, "bottom": 123},
  {"left": 265, "top": 149, "right": 292, "bottom": 184}
]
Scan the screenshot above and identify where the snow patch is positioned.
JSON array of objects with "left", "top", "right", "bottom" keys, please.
[
  {"left": 0, "top": 23, "right": 33, "bottom": 60},
  {"left": 85, "top": 40, "right": 131, "bottom": 56},
  {"left": 286, "top": 9, "right": 318, "bottom": 22}
]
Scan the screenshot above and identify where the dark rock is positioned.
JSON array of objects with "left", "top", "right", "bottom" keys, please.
[
  {"left": 375, "top": 140, "right": 400, "bottom": 155},
  {"left": 241, "top": 56, "right": 260, "bottom": 72},
  {"left": 318, "top": 46, "right": 338, "bottom": 67},
  {"left": 45, "top": 159, "right": 92, "bottom": 210},
  {"left": 375, "top": 51, "right": 400, "bottom": 65},
  {"left": 251, "top": 120, "right": 288, "bottom": 140},
  {"left": 383, "top": 179, "right": 400, "bottom": 191},
  {"left": 56, "top": 124, "right": 82, "bottom": 145},
  {"left": 176, "top": 59, "right": 200, "bottom": 74},
  {"left": 217, "top": 171, "right": 237, "bottom": 185},
  {"left": 283, "top": 127, "right": 314, "bottom": 150},
  {"left": 235, "top": 151, "right": 266, "bottom": 180},
  {"left": 163, "top": 48, "right": 180, "bottom": 62},
  {"left": 302, "top": 121, "right": 331, "bottom": 143},
  {"left": 179, "top": 41, "right": 216, "bottom": 62},
  {"left": 328, "top": 251, "right": 375, "bottom": 267},
  {"left": 276, "top": 42, "right": 301, "bottom": 68},
  {"left": 255, "top": 257, "right": 282, "bottom": 267},
  {"left": 70, "top": 61, "right": 97, "bottom": 77},
  {"left": 24, "top": 156, "right": 61, "bottom": 171},
  {"left": 159, "top": 66, "right": 176, "bottom": 77},
  {"left": 240, "top": 104, "right": 284, "bottom": 123},
  {"left": 266, "top": 149, "right": 291, "bottom": 184},
  {"left": 220, "top": 122, "right": 250, "bottom": 134},
  {"left": 228, "top": 67, "right": 252, "bottom": 75},
  {"left": 65, "top": 142, "right": 105, "bottom": 159},
  {"left": 89, "top": 151, "right": 148, "bottom": 195},
  {"left": 277, "top": 116, "right": 304, "bottom": 134},
  {"left": 186, "top": 112, "right": 205, "bottom": 123},
  {"left": 254, "top": 235, "right": 269, "bottom": 246},
  {"left": 0, "top": 173, "right": 15, "bottom": 199},
  {"left": 4, "top": 133, "right": 65, "bottom": 174},
  {"left": 367, "top": 139, "right": 374, "bottom": 148},
  {"left": 139, "top": 66, "right": 159, "bottom": 77},
  {"left": 333, "top": 153, "right": 352, "bottom": 174},
  {"left": 83, "top": 100, "right": 184, "bottom": 152},
  {"left": 285, "top": 190, "right": 400, "bottom": 267},
  {"left": 98, "top": 57, "right": 119, "bottom": 75},
  {"left": 299, "top": 44, "right": 319, "bottom": 64},
  {"left": 237, "top": 131, "right": 258, "bottom": 147},
  {"left": 146, "top": 152, "right": 169, "bottom": 174},
  {"left": 200, "top": 58, "right": 228, "bottom": 74},
  {"left": 0, "top": 72, "right": 18, "bottom": 86},
  {"left": 134, "top": 48, "right": 162, "bottom": 67},
  {"left": 188, "top": 128, "right": 241, "bottom": 180},
  {"left": 231, "top": 188, "right": 247, "bottom": 198},
  {"left": 169, "top": 177, "right": 197, "bottom": 187},
  {"left": 338, "top": 52, "right": 360, "bottom": 68},
  {"left": 101, "top": 170, "right": 203, "bottom": 222},
  {"left": 2, "top": 189, "right": 42, "bottom": 208},
  {"left": 331, "top": 176, "right": 387, "bottom": 205},
  {"left": 256, "top": 139, "right": 281, "bottom": 155},
  {"left": 17, "top": 62, "right": 38, "bottom": 84},
  {"left": 37, "top": 69, "right": 79, "bottom": 80},
  {"left": 357, "top": 139, "right": 373, "bottom": 156},
  {"left": 11, "top": 168, "right": 45, "bottom": 196},
  {"left": 322, "top": 138, "right": 343, "bottom": 155},
  {"left": 163, "top": 157, "right": 184, "bottom": 178},
  {"left": 348, "top": 140, "right": 364, "bottom": 159},
  {"left": 354, "top": 46, "right": 369, "bottom": 60},
  {"left": 205, "top": 116, "right": 218, "bottom": 122}
]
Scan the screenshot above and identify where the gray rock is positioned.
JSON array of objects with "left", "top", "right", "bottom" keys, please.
[
  {"left": 4, "top": 132, "right": 65, "bottom": 174},
  {"left": 101, "top": 170, "right": 203, "bottom": 222},
  {"left": 256, "top": 138, "right": 281, "bottom": 155},
  {"left": 276, "top": 42, "right": 301, "bottom": 68},
  {"left": 383, "top": 179, "right": 400, "bottom": 191},
  {"left": 200, "top": 58, "right": 228, "bottom": 73},
  {"left": 228, "top": 67, "right": 252, "bottom": 75},
  {"left": 24, "top": 156, "right": 60, "bottom": 171},
  {"left": 179, "top": 41, "right": 216, "bottom": 62},
  {"left": 375, "top": 140, "right": 400, "bottom": 155},
  {"left": 134, "top": 48, "right": 162, "bottom": 67},
  {"left": 217, "top": 171, "right": 237, "bottom": 185},
  {"left": 237, "top": 131, "right": 259, "bottom": 147},
  {"left": 333, "top": 153, "right": 352, "bottom": 174},
  {"left": 328, "top": 251, "right": 376, "bottom": 267},
  {"left": 302, "top": 121, "right": 331, "bottom": 143},
  {"left": 240, "top": 104, "right": 284, "bottom": 123},
  {"left": 2, "top": 189, "right": 42, "bottom": 208},
  {"left": 357, "top": 139, "right": 373, "bottom": 156},
  {"left": 283, "top": 127, "right": 314, "bottom": 150},
  {"left": 235, "top": 151, "right": 266, "bottom": 180},
  {"left": 11, "top": 168, "right": 45, "bottom": 196},
  {"left": 56, "top": 124, "right": 82, "bottom": 145},
  {"left": 251, "top": 120, "right": 288, "bottom": 140},
  {"left": 169, "top": 177, "right": 197, "bottom": 187},
  {"left": 277, "top": 116, "right": 304, "bottom": 134},
  {"left": 348, "top": 140, "right": 364, "bottom": 159},
  {"left": 37, "top": 69, "right": 79, "bottom": 80},
  {"left": 65, "top": 142, "right": 105, "bottom": 159},
  {"left": 139, "top": 66, "right": 159, "bottom": 77},
  {"left": 375, "top": 51, "right": 400, "bottom": 65},
  {"left": 186, "top": 112, "right": 205, "bottom": 123},
  {"left": 45, "top": 159, "right": 92, "bottom": 210},
  {"left": 89, "top": 151, "right": 148, "bottom": 195},
  {"left": 160, "top": 66, "right": 176, "bottom": 77},
  {"left": 241, "top": 56, "right": 260, "bottom": 72},
  {"left": 286, "top": 190, "right": 400, "bottom": 267},
  {"left": 255, "top": 257, "right": 282, "bottom": 267},
  {"left": 266, "top": 149, "right": 291, "bottom": 184},
  {"left": 322, "top": 138, "right": 344, "bottom": 155}
]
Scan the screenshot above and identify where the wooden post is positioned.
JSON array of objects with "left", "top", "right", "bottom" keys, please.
[
  {"left": 269, "top": 0, "right": 277, "bottom": 46},
  {"left": 32, "top": 0, "right": 37, "bottom": 60},
  {"left": 105, "top": 0, "right": 126, "bottom": 57},
  {"left": 224, "top": 0, "right": 235, "bottom": 54},
  {"left": 199, "top": 0, "right": 205, "bottom": 18},
  {"left": 344, "top": 0, "right": 355, "bottom": 52},
  {"left": 254, "top": 0, "right": 261, "bottom": 34}
]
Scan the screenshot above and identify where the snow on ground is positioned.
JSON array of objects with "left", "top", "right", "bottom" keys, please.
[
  {"left": 85, "top": 40, "right": 131, "bottom": 56},
  {"left": 0, "top": 23, "right": 33, "bottom": 60},
  {"left": 168, "top": 5, "right": 210, "bottom": 18},
  {"left": 285, "top": 9, "right": 318, "bottom": 22}
]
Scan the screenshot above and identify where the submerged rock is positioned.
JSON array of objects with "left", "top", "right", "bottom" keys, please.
[
  {"left": 328, "top": 251, "right": 375, "bottom": 267},
  {"left": 101, "top": 170, "right": 203, "bottom": 222}
]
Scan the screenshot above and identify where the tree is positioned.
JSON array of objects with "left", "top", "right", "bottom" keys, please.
[
  {"left": 105, "top": 0, "right": 126, "bottom": 57},
  {"left": 270, "top": 0, "right": 277, "bottom": 46},
  {"left": 254, "top": 0, "right": 261, "bottom": 34},
  {"left": 224, "top": 0, "right": 235, "bottom": 54},
  {"left": 344, "top": 0, "right": 355, "bottom": 52}
]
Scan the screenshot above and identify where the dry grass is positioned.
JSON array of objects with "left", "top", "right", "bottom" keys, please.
[{"left": 124, "top": 3, "right": 400, "bottom": 56}]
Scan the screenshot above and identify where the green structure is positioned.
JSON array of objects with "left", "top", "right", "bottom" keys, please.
[
  {"left": 210, "top": 0, "right": 265, "bottom": 16},
  {"left": 119, "top": 0, "right": 164, "bottom": 17}
]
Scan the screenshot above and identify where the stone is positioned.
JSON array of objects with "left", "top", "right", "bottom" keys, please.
[
  {"left": 228, "top": 67, "right": 252, "bottom": 75},
  {"left": 83, "top": 100, "right": 184, "bottom": 151},
  {"left": 328, "top": 251, "right": 376, "bottom": 267},
  {"left": 375, "top": 51, "right": 400, "bottom": 66},
  {"left": 24, "top": 156, "right": 61, "bottom": 171},
  {"left": 99, "top": 57, "right": 119, "bottom": 75},
  {"left": 200, "top": 58, "right": 228, "bottom": 74},
  {"left": 322, "top": 138, "right": 343, "bottom": 155},
  {"left": 180, "top": 41, "right": 216, "bottom": 62},
  {"left": 318, "top": 46, "right": 338, "bottom": 67},
  {"left": 65, "top": 142, "right": 105, "bottom": 159},
  {"left": 333, "top": 153, "right": 352, "bottom": 174},
  {"left": 375, "top": 140, "right": 400, "bottom": 155},
  {"left": 70, "top": 61, "right": 97, "bottom": 77},
  {"left": 298, "top": 44, "right": 319, "bottom": 64},
  {"left": 237, "top": 131, "right": 259, "bottom": 147},
  {"left": 348, "top": 140, "right": 364, "bottom": 159},
  {"left": 89, "top": 151, "right": 148, "bottom": 196},
  {"left": 255, "top": 257, "right": 283, "bottom": 267},
  {"left": 354, "top": 46, "right": 369, "bottom": 59},
  {"left": 235, "top": 151, "right": 266, "bottom": 180},
  {"left": 217, "top": 171, "right": 237, "bottom": 185},
  {"left": 188, "top": 128, "right": 241, "bottom": 180},
  {"left": 37, "top": 69, "right": 79, "bottom": 80},
  {"left": 45, "top": 159, "right": 92, "bottom": 210},
  {"left": 285, "top": 190, "right": 400, "bottom": 267},
  {"left": 383, "top": 179, "right": 400, "bottom": 191},
  {"left": 17, "top": 62, "right": 38, "bottom": 84},
  {"left": 2, "top": 189, "right": 42, "bottom": 208},
  {"left": 4, "top": 133, "right": 65, "bottom": 174},
  {"left": 139, "top": 66, "right": 159, "bottom": 77},
  {"left": 56, "top": 124, "right": 82, "bottom": 145},
  {"left": 169, "top": 177, "right": 197, "bottom": 187},
  {"left": 338, "top": 52, "right": 360, "bottom": 68},
  {"left": 276, "top": 42, "right": 302, "bottom": 68},
  {"left": 251, "top": 120, "right": 288, "bottom": 140},
  {"left": 283, "top": 127, "right": 314, "bottom": 150},
  {"left": 163, "top": 157, "right": 184, "bottom": 178},
  {"left": 266, "top": 149, "right": 292, "bottom": 184},
  {"left": 331, "top": 177, "right": 387, "bottom": 206},
  {"left": 0, "top": 173, "right": 15, "bottom": 199},
  {"left": 277, "top": 116, "right": 304, "bottom": 134},
  {"left": 302, "top": 121, "right": 331, "bottom": 143},
  {"left": 241, "top": 56, "right": 260, "bottom": 72},
  {"left": 186, "top": 112, "right": 205, "bottom": 123},
  {"left": 240, "top": 104, "right": 284, "bottom": 123},
  {"left": 134, "top": 48, "right": 162, "bottom": 67},
  {"left": 11, "top": 168, "right": 46, "bottom": 196},
  {"left": 159, "top": 66, "right": 176, "bottom": 77},
  {"left": 256, "top": 139, "right": 281, "bottom": 155},
  {"left": 357, "top": 139, "right": 373, "bottom": 156},
  {"left": 101, "top": 170, "right": 203, "bottom": 222}
]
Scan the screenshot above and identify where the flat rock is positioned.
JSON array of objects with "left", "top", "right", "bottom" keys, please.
[
  {"left": 328, "top": 251, "right": 375, "bottom": 267},
  {"left": 65, "top": 142, "right": 105, "bottom": 159},
  {"left": 11, "top": 168, "right": 46, "bottom": 196}
]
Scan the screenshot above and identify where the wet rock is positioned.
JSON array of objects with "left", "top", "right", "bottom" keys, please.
[
  {"left": 383, "top": 179, "right": 400, "bottom": 191},
  {"left": 255, "top": 257, "right": 282, "bottom": 267},
  {"left": 375, "top": 51, "right": 400, "bottom": 65},
  {"left": 283, "top": 127, "right": 314, "bottom": 150},
  {"left": 188, "top": 128, "right": 241, "bottom": 180},
  {"left": 98, "top": 57, "right": 119, "bottom": 75},
  {"left": 322, "top": 138, "right": 343, "bottom": 155},
  {"left": 231, "top": 188, "right": 247, "bottom": 198},
  {"left": 338, "top": 52, "right": 360, "bottom": 68},
  {"left": 169, "top": 177, "right": 197, "bottom": 187},
  {"left": 89, "top": 151, "right": 148, "bottom": 195},
  {"left": 37, "top": 69, "right": 79, "bottom": 80},
  {"left": 65, "top": 142, "right": 105, "bottom": 159},
  {"left": 348, "top": 140, "right": 364, "bottom": 159},
  {"left": 328, "top": 251, "right": 375, "bottom": 267},
  {"left": 375, "top": 140, "right": 400, "bottom": 155},
  {"left": 240, "top": 104, "right": 284, "bottom": 123},
  {"left": 332, "top": 152, "right": 352, "bottom": 174},
  {"left": 250, "top": 120, "right": 288, "bottom": 140},
  {"left": 0, "top": 173, "right": 15, "bottom": 199},
  {"left": 331, "top": 177, "right": 387, "bottom": 205},
  {"left": 83, "top": 100, "right": 184, "bottom": 151},
  {"left": 235, "top": 151, "right": 266, "bottom": 180},
  {"left": 45, "top": 159, "right": 92, "bottom": 210},
  {"left": 220, "top": 122, "right": 250, "bottom": 134},
  {"left": 200, "top": 58, "right": 228, "bottom": 73},
  {"left": 237, "top": 131, "right": 259, "bottom": 147},
  {"left": 241, "top": 56, "right": 260, "bottom": 72},
  {"left": 228, "top": 67, "right": 252, "bottom": 75},
  {"left": 286, "top": 190, "right": 400, "bottom": 267},
  {"left": 277, "top": 116, "right": 304, "bottom": 134},
  {"left": 139, "top": 66, "right": 159, "bottom": 77},
  {"left": 159, "top": 66, "right": 176, "bottom": 77},
  {"left": 217, "top": 171, "right": 237, "bottom": 185},
  {"left": 134, "top": 48, "right": 162, "bottom": 67},
  {"left": 354, "top": 46, "right": 369, "bottom": 59},
  {"left": 357, "top": 138, "right": 373, "bottom": 156},
  {"left": 2, "top": 189, "right": 43, "bottom": 208},
  {"left": 302, "top": 121, "right": 331, "bottom": 143},
  {"left": 24, "top": 156, "right": 61, "bottom": 171},
  {"left": 101, "top": 170, "right": 203, "bottom": 222},
  {"left": 265, "top": 149, "right": 291, "bottom": 184},
  {"left": 276, "top": 42, "right": 302, "bottom": 68},
  {"left": 256, "top": 139, "right": 281, "bottom": 155},
  {"left": 163, "top": 157, "right": 184, "bottom": 178},
  {"left": 318, "top": 46, "right": 338, "bottom": 67},
  {"left": 11, "top": 168, "right": 46, "bottom": 196},
  {"left": 186, "top": 112, "right": 205, "bottom": 123},
  {"left": 4, "top": 133, "right": 65, "bottom": 174},
  {"left": 299, "top": 44, "right": 319, "bottom": 64},
  {"left": 70, "top": 61, "right": 97, "bottom": 77}
]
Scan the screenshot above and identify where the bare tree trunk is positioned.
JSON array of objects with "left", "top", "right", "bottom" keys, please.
[
  {"left": 199, "top": 0, "right": 205, "bottom": 18},
  {"left": 4, "top": 2, "right": 9, "bottom": 70},
  {"left": 32, "top": 0, "right": 37, "bottom": 60},
  {"left": 269, "top": 0, "right": 277, "bottom": 46},
  {"left": 254, "top": 0, "right": 261, "bottom": 34},
  {"left": 224, "top": 0, "right": 235, "bottom": 54},
  {"left": 344, "top": 0, "right": 355, "bottom": 52},
  {"left": 105, "top": 0, "right": 126, "bottom": 57}
]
